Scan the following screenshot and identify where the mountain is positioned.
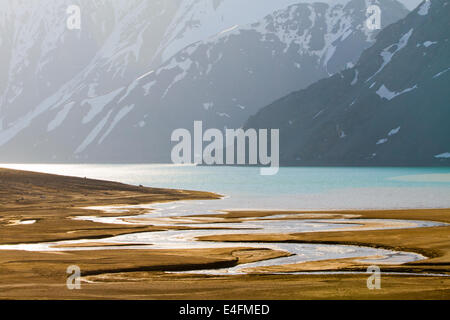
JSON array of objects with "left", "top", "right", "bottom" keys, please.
[
  {"left": 0, "top": 0, "right": 311, "bottom": 162},
  {"left": 0, "top": 0, "right": 408, "bottom": 162},
  {"left": 0, "top": 0, "right": 181, "bottom": 149},
  {"left": 0, "top": 0, "right": 307, "bottom": 113},
  {"left": 246, "top": 0, "right": 450, "bottom": 166}
]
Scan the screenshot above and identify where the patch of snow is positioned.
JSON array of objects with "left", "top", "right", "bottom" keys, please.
[
  {"left": 0, "top": 87, "right": 67, "bottom": 147},
  {"left": 376, "top": 138, "right": 388, "bottom": 145},
  {"left": 136, "top": 70, "right": 154, "bottom": 81},
  {"left": 388, "top": 127, "right": 401, "bottom": 136},
  {"left": 75, "top": 110, "right": 113, "bottom": 154},
  {"left": 368, "top": 29, "right": 414, "bottom": 81},
  {"left": 47, "top": 102, "right": 75, "bottom": 132},
  {"left": 82, "top": 88, "right": 124, "bottom": 124},
  {"left": 98, "top": 105, "right": 135, "bottom": 144},
  {"left": 418, "top": 1, "right": 431, "bottom": 15},
  {"left": 142, "top": 80, "right": 156, "bottom": 96},
  {"left": 433, "top": 67, "right": 450, "bottom": 78},
  {"left": 376, "top": 84, "right": 418, "bottom": 101},
  {"left": 118, "top": 81, "right": 140, "bottom": 104},
  {"left": 313, "top": 110, "right": 324, "bottom": 120},
  {"left": 434, "top": 152, "right": 450, "bottom": 159},
  {"left": 323, "top": 44, "right": 336, "bottom": 71},
  {"left": 161, "top": 58, "right": 193, "bottom": 99},
  {"left": 340, "top": 28, "right": 353, "bottom": 41},
  {"left": 423, "top": 41, "right": 437, "bottom": 47},
  {"left": 218, "top": 25, "right": 239, "bottom": 36},
  {"left": 351, "top": 69, "right": 359, "bottom": 85}
]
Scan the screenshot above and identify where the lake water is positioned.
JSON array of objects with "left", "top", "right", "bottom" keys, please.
[{"left": 1, "top": 164, "right": 449, "bottom": 210}]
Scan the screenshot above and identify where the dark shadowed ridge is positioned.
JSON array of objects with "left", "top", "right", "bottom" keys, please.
[{"left": 246, "top": 0, "right": 450, "bottom": 166}]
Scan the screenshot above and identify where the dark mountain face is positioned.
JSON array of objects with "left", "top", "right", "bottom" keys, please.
[
  {"left": 0, "top": 0, "right": 408, "bottom": 163},
  {"left": 246, "top": 0, "right": 450, "bottom": 166}
]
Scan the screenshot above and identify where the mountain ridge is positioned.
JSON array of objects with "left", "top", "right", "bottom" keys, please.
[
  {"left": 245, "top": 0, "right": 450, "bottom": 166},
  {"left": 0, "top": 0, "right": 413, "bottom": 163}
]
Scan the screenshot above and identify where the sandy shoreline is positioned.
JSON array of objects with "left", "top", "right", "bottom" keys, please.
[{"left": 0, "top": 168, "right": 449, "bottom": 299}]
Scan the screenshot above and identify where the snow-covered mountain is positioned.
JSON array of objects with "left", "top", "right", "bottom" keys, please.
[
  {"left": 0, "top": 0, "right": 317, "bottom": 118},
  {"left": 154, "top": 0, "right": 334, "bottom": 65},
  {"left": 0, "top": 0, "right": 179, "bottom": 135},
  {"left": 0, "top": 0, "right": 409, "bottom": 162},
  {"left": 246, "top": 0, "right": 450, "bottom": 166}
]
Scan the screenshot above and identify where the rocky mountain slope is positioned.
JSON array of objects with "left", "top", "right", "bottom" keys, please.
[
  {"left": 0, "top": 0, "right": 408, "bottom": 162},
  {"left": 246, "top": 0, "right": 450, "bottom": 166}
]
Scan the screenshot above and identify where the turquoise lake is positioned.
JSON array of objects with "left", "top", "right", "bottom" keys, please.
[{"left": 1, "top": 164, "right": 449, "bottom": 210}]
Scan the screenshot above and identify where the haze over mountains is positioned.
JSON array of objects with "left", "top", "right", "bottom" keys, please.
[
  {"left": 247, "top": 0, "right": 450, "bottom": 165},
  {"left": 0, "top": 0, "right": 409, "bottom": 163},
  {"left": 0, "top": 0, "right": 446, "bottom": 166}
]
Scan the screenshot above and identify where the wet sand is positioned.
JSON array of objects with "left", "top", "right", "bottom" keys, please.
[
  {"left": 0, "top": 168, "right": 221, "bottom": 245},
  {"left": 199, "top": 208, "right": 450, "bottom": 272},
  {"left": 0, "top": 168, "right": 449, "bottom": 299}
]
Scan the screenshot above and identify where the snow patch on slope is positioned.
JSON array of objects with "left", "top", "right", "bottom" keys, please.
[
  {"left": 82, "top": 88, "right": 124, "bottom": 124},
  {"left": 418, "top": 1, "right": 431, "bottom": 15},
  {"left": 388, "top": 126, "right": 401, "bottom": 136},
  {"left": 422, "top": 40, "right": 437, "bottom": 47},
  {"left": 433, "top": 67, "right": 450, "bottom": 78},
  {"left": 434, "top": 152, "right": 450, "bottom": 159},
  {"left": 368, "top": 29, "right": 414, "bottom": 81},
  {"left": 376, "top": 138, "right": 388, "bottom": 145},
  {"left": 99, "top": 105, "right": 135, "bottom": 144},
  {"left": 47, "top": 102, "right": 75, "bottom": 132},
  {"left": 75, "top": 111, "right": 113, "bottom": 154},
  {"left": 376, "top": 84, "right": 417, "bottom": 100}
]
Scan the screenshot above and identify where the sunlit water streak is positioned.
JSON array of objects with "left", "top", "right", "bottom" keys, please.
[{"left": 0, "top": 202, "right": 446, "bottom": 275}]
